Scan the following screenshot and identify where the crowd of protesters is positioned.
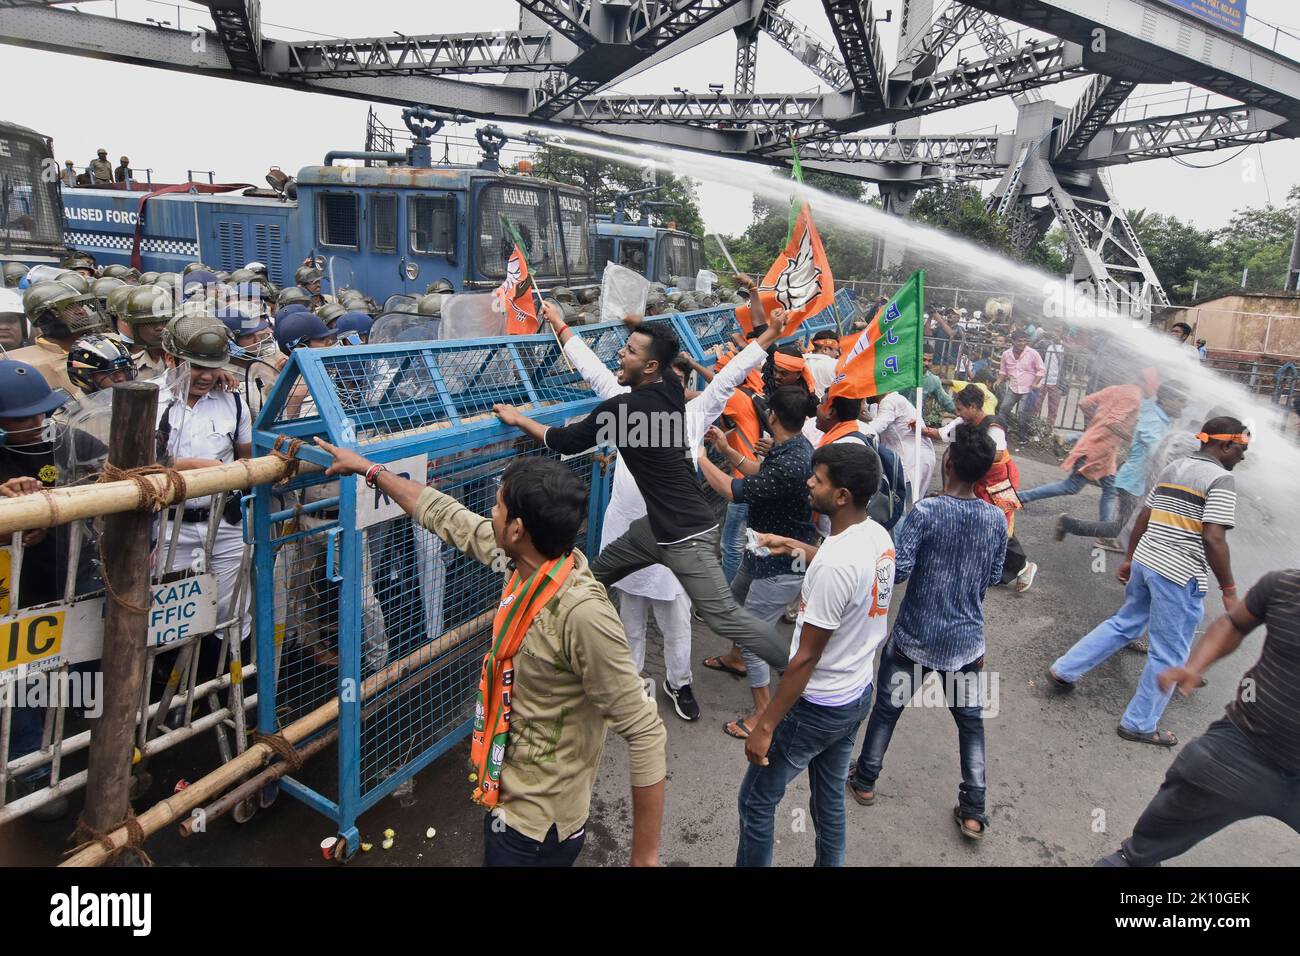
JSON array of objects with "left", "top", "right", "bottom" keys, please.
[{"left": 1, "top": 257, "right": 1292, "bottom": 870}]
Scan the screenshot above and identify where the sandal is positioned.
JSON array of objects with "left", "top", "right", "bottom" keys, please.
[
  {"left": 954, "top": 806, "right": 985, "bottom": 840},
  {"left": 723, "top": 718, "right": 752, "bottom": 740},
  {"left": 1117, "top": 725, "right": 1178, "bottom": 747},
  {"left": 703, "top": 655, "right": 747, "bottom": 679}
]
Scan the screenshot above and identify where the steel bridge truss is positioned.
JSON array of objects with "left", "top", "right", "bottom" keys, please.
[{"left": 3, "top": 0, "right": 1300, "bottom": 312}]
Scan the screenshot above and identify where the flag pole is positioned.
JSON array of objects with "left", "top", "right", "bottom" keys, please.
[
  {"left": 710, "top": 232, "right": 740, "bottom": 275},
  {"left": 529, "top": 275, "right": 576, "bottom": 373},
  {"left": 913, "top": 385, "right": 924, "bottom": 506}
]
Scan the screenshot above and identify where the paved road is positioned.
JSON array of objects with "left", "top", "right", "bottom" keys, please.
[{"left": 5, "top": 457, "right": 1296, "bottom": 867}]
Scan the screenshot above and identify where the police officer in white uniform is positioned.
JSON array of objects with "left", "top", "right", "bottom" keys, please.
[{"left": 158, "top": 309, "right": 253, "bottom": 650}]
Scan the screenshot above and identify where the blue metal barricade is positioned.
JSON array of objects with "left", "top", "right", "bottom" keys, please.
[
  {"left": 249, "top": 322, "right": 669, "bottom": 854},
  {"left": 247, "top": 296, "right": 858, "bottom": 853}
]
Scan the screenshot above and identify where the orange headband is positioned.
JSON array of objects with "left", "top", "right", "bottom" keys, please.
[
  {"left": 773, "top": 351, "right": 805, "bottom": 372},
  {"left": 1196, "top": 432, "right": 1250, "bottom": 445}
]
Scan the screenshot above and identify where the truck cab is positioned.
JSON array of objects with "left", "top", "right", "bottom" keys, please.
[
  {"left": 296, "top": 166, "right": 594, "bottom": 297},
  {"left": 592, "top": 218, "right": 704, "bottom": 287},
  {"left": 49, "top": 109, "right": 597, "bottom": 300},
  {"left": 0, "top": 121, "right": 67, "bottom": 268}
]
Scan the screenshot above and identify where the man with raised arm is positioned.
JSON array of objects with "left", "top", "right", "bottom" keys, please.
[
  {"left": 492, "top": 304, "right": 790, "bottom": 669},
  {"left": 545, "top": 298, "right": 782, "bottom": 720}
]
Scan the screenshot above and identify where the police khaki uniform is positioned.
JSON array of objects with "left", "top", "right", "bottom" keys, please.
[
  {"left": 118, "top": 284, "right": 175, "bottom": 378},
  {"left": 157, "top": 312, "right": 253, "bottom": 648},
  {"left": 7, "top": 280, "right": 108, "bottom": 397},
  {"left": 89, "top": 149, "right": 113, "bottom": 184}
]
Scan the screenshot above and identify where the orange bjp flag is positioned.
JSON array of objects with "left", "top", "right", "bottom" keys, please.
[
  {"left": 495, "top": 215, "right": 540, "bottom": 335},
  {"left": 735, "top": 202, "right": 834, "bottom": 336},
  {"left": 495, "top": 242, "right": 540, "bottom": 335}
]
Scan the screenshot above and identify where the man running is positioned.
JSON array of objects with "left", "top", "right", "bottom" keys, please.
[{"left": 1099, "top": 568, "right": 1300, "bottom": 865}]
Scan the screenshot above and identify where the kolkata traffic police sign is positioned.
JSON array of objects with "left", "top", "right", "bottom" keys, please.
[{"left": 0, "top": 573, "right": 218, "bottom": 683}]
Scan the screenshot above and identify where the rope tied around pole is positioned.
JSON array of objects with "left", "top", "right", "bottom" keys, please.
[
  {"left": 271, "top": 435, "right": 305, "bottom": 487},
  {"left": 253, "top": 731, "right": 305, "bottom": 772},
  {"left": 96, "top": 463, "right": 189, "bottom": 514},
  {"left": 68, "top": 810, "right": 154, "bottom": 867},
  {"left": 91, "top": 464, "right": 190, "bottom": 612}
]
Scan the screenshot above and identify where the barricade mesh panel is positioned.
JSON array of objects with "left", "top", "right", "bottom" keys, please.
[
  {"left": 266, "top": 337, "right": 600, "bottom": 446},
  {"left": 267, "top": 476, "right": 343, "bottom": 751}
]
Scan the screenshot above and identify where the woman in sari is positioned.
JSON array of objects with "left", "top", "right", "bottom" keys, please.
[{"left": 921, "top": 384, "right": 1037, "bottom": 592}]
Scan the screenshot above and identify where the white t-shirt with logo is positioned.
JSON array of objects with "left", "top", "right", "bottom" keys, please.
[{"left": 791, "top": 518, "right": 897, "bottom": 706}]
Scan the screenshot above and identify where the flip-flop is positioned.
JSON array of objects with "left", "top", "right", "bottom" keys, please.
[
  {"left": 724, "top": 718, "right": 752, "bottom": 740},
  {"left": 702, "top": 656, "right": 747, "bottom": 679},
  {"left": 1117, "top": 725, "right": 1178, "bottom": 747},
  {"left": 954, "top": 806, "right": 985, "bottom": 840}
]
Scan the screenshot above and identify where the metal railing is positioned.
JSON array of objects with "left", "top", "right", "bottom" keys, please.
[{"left": 1, "top": 488, "right": 256, "bottom": 825}]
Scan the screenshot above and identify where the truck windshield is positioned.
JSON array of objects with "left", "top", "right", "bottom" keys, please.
[{"left": 477, "top": 182, "right": 591, "bottom": 281}]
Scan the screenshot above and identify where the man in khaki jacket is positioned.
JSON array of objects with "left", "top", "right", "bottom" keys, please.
[{"left": 315, "top": 439, "right": 667, "bottom": 866}]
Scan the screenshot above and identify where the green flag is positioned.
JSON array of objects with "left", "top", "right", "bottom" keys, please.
[
  {"left": 830, "top": 269, "right": 925, "bottom": 398},
  {"left": 786, "top": 140, "right": 804, "bottom": 242},
  {"left": 499, "top": 214, "right": 530, "bottom": 263}
]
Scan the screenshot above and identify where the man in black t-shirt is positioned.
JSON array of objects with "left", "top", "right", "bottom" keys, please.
[
  {"left": 1098, "top": 568, "right": 1300, "bottom": 866},
  {"left": 495, "top": 321, "right": 787, "bottom": 668}
]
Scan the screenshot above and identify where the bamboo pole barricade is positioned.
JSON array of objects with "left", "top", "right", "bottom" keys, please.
[
  {"left": 0, "top": 455, "right": 322, "bottom": 536},
  {"left": 63, "top": 607, "right": 496, "bottom": 866}
]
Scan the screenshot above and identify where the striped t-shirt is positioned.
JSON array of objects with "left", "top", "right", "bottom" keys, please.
[{"left": 1133, "top": 453, "right": 1235, "bottom": 592}]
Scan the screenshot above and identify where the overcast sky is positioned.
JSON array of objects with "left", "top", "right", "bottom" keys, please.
[{"left": 3, "top": 0, "right": 1299, "bottom": 238}]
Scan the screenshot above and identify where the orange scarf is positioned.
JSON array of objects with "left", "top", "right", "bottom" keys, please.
[
  {"left": 818, "top": 420, "right": 860, "bottom": 447},
  {"left": 470, "top": 552, "right": 575, "bottom": 808}
]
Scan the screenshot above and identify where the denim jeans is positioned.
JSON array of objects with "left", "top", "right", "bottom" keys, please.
[
  {"left": 1102, "top": 719, "right": 1300, "bottom": 866},
  {"left": 736, "top": 688, "right": 873, "bottom": 867},
  {"left": 593, "top": 516, "right": 788, "bottom": 668},
  {"left": 1018, "top": 463, "right": 1117, "bottom": 523},
  {"left": 1001, "top": 389, "right": 1033, "bottom": 442},
  {"left": 721, "top": 502, "right": 749, "bottom": 585},
  {"left": 730, "top": 566, "right": 803, "bottom": 690},
  {"left": 850, "top": 637, "right": 988, "bottom": 825},
  {"left": 482, "top": 814, "right": 586, "bottom": 867},
  {"left": 1052, "top": 560, "right": 1204, "bottom": 734},
  {"left": 1060, "top": 490, "right": 1140, "bottom": 540}
]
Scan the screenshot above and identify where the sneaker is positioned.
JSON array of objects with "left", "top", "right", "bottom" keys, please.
[
  {"left": 642, "top": 677, "right": 656, "bottom": 703},
  {"left": 662, "top": 680, "right": 701, "bottom": 721},
  {"left": 1014, "top": 561, "right": 1038, "bottom": 593},
  {"left": 783, "top": 600, "right": 799, "bottom": 623},
  {"left": 1052, "top": 514, "right": 1069, "bottom": 542}
]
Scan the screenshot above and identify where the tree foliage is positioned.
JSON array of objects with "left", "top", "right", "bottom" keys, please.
[
  {"left": 1125, "top": 184, "right": 1299, "bottom": 303},
  {"left": 514, "top": 144, "right": 705, "bottom": 237},
  {"left": 518, "top": 145, "right": 1300, "bottom": 305}
]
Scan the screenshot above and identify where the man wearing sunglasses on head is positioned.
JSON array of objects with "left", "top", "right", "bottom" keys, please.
[{"left": 1047, "top": 417, "right": 1247, "bottom": 748}]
